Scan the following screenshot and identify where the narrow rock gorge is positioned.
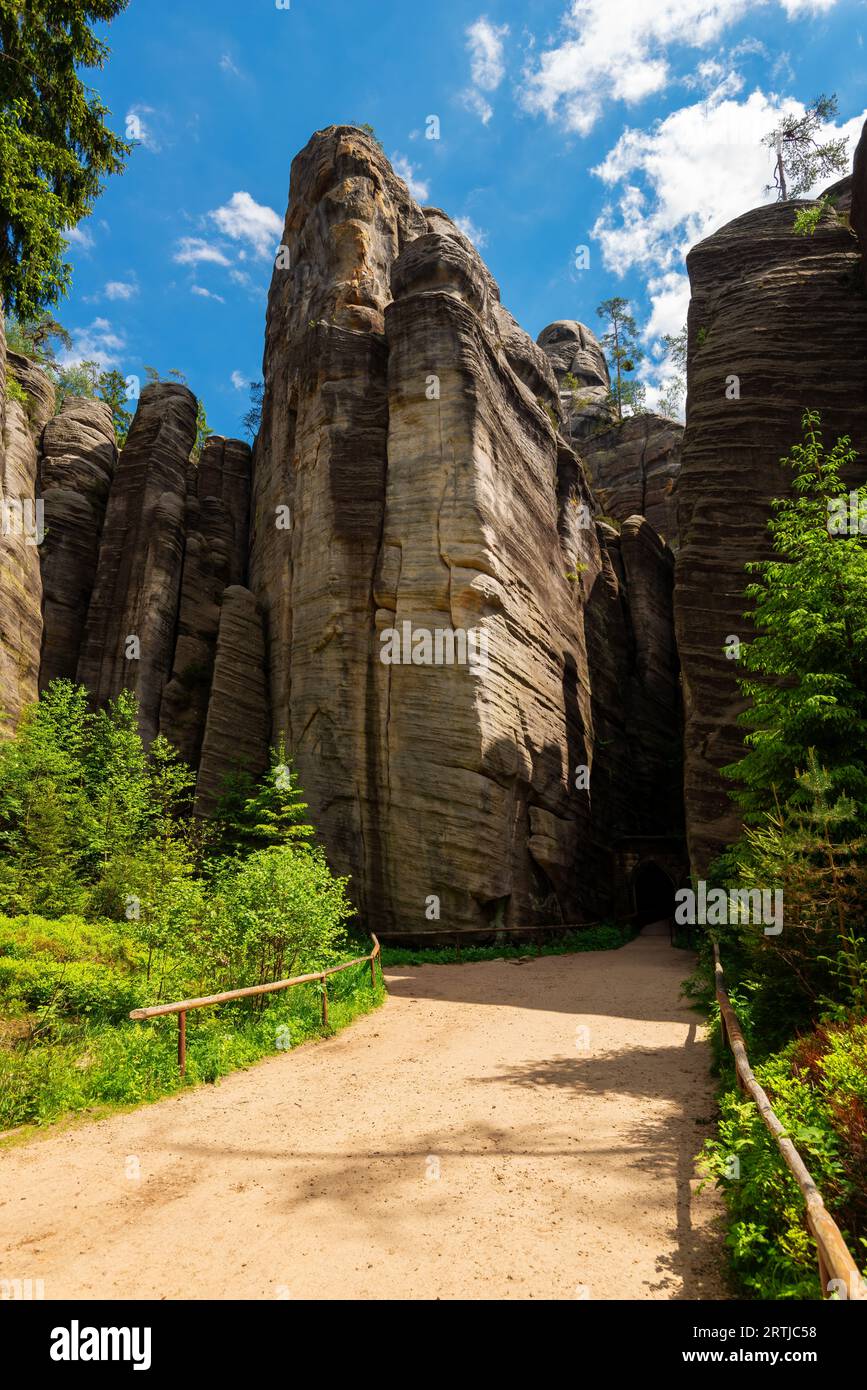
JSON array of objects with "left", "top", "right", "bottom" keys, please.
[{"left": 4, "top": 121, "right": 864, "bottom": 934}]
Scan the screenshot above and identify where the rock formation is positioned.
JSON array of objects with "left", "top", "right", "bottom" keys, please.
[
  {"left": 249, "top": 126, "right": 682, "bottom": 935},
  {"left": 675, "top": 134, "right": 867, "bottom": 873},
  {"left": 159, "top": 435, "right": 252, "bottom": 768},
  {"left": 537, "top": 320, "right": 683, "bottom": 548},
  {"left": 0, "top": 129, "right": 692, "bottom": 937},
  {"left": 0, "top": 341, "right": 53, "bottom": 734},
  {"left": 75, "top": 382, "right": 196, "bottom": 744},
  {"left": 38, "top": 396, "right": 117, "bottom": 687},
  {"left": 580, "top": 413, "right": 682, "bottom": 549}
]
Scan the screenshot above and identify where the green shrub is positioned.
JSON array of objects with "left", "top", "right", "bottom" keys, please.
[{"left": 700, "top": 1017, "right": 867, "bottom": 1298}]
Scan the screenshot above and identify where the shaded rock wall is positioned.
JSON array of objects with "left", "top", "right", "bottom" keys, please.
[
  {"left": 76, "top": 382, "right": 196, "bottom": 743},
  {"left": 676, "top": 162, "right": 867, "bottom": 873},
  {"left": 580, "top": 414, "right": 682, "bottom": 549},
  {"left": 195, "top": 585, "right": 269, "bottom": 814}
]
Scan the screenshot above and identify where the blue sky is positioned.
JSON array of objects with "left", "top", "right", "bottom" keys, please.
[{"left": 61, "top": 0, "right": 867, "bottom": 435}]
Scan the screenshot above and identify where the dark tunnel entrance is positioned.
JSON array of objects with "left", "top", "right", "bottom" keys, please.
[{"left": 633, "top": 861, "right": 677, "bottom": 928}]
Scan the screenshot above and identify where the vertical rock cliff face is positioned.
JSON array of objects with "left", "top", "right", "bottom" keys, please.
[
  {"left": 0, "top": 341, "right": 54, "bottom": 733},
  {"left": 159, "top": 435, "right": 252, "bottom": 768},
  {"left": 76, "top": 382, "right": 196, "bottom": 744},
  {"left": 195, "top": 584, "right": 269, "bottom": 814},
  {"left": 676, "top": 153, "right": 867, "bottom": 873},
  {"left": 251, "top": 127, "right": 682, "bottom": 934},
  {"left": 579, "top": 415, "right": 682, "bottom": 549},
  {"left": 39, "top": 396, "right": 117, "bottom": 687}
]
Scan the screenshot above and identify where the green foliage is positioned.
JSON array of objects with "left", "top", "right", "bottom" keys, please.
[
  {"left": 725, "top": 411, "right": 867, "bottom": 823},
  {"left": 0, "top": 3, "right": 131, "bottom": 318},
  {"left": 212, "top": 742, "right": 314, "bottom": 857},
  {"left": 0, "top": 685, "right": 372, "bottom": 1130},
  {"left": 699, "top": 1019, "right": 867, "bottom": 1299},
  {"left": 381, "top": 921, "right": 635, "bottom": 966},
  {"left": 596, "top": 296, "right": 646, "bottom": 420},
  {"left": 793, "top": 198, "right": 829, "bottom": 237},
  {"left": 353, "top": 122, "right": 384, "bottom": 150},
  {"left": 4, "top": 311, "right": 72, "bottom": 363},
  {"left": 4, "top": 369, "right": 28, "bottom": 409},
  {"left": 96, "top": 367, "right": 132, "bottom": 444},
  {"left": 657, "top": 324, "right": 687, "bottom": 418},
  {"left": 762, "top": 94, "right": 848, "bottom": 202}
]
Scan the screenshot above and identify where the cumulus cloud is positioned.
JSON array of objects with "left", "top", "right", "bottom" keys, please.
[
  {"left": 57, "top": 318, "right": 125, "bottom": 372},
  {"left": 191, "top": 285, "right": 226, "bottom": 304},
  {"left": 462, "top": 16, "right": 509, "bottom": 124},
  {"left": 103, "top": 280, "right": 138, "bottom": 301},
  {"left": 207, "top": 192, "right": 282, "bottom": 260},
  {"left": 392, "top": 155, "right": 430, "bottom": 202},
  {"left": 173, "top": 236, "right": 232, "bottom": 267},
  {"left": 467, "top": 17, "right": 509, "bottom": 89},
  {"left": 520, "top": 0, "right": 842, "bottom": 134},
  {"left": 230, "top": 370, "right": 247, "bottom": 390},
  {"left": 591, "top": 89, "right": 864, "bottom": 280},
  {"left": 589, "top": 85, "right": 865, "bottom": 369}
]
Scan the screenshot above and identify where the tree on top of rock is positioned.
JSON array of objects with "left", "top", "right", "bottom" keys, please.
[
  {"left": 761, "top": 94, "right": 849, "bottom": 202},
  {"left": 596, "top": 297, "right": 646, "bottom": 421},
  {"left": 0, "top": 2, "right": 131, "bottom": 318}
]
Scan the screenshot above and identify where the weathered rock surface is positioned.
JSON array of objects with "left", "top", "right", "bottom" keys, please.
[
  {"left": 38, "top": 396, "right": 116, "bottom": 687},
  {"left": 250, "top": 127, "right": 682, "bottom": 935},
  {"left": 676, "top": 191, "right": 867, "bottom": 874},
  {"left": 851, "top": 118, "right": 867, "bottom": 282},
  {"left": 538, "top": 320, "right": 616, "bottom": 441},
  {"left": 158, "top": 436, "right": 252, "bottom": 767},
  {"left": 76, "top": 382, "right": 196, "bottom": 743},
  {"left": 0, "top": 342, "right": 53, "bottom": 733},
  {"left": 195, "top": 585, "right": 269, "bottom": 814},
  {"left": 579, "top": 413, "right": 682, "bottom": 548}
]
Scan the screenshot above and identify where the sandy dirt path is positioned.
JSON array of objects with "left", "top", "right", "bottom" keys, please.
[{"left": 0, "top": 934, "right": 726, "bottom": 1300}]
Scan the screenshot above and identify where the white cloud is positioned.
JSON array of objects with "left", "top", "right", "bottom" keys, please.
[
  {"left": 191, "top": 285, "right": 226, "bottom": 304},
  {"left": 462, "top": 89, "right": 494, "bottom": 125},
  {"left": 392, "top": 155, "right": 430, "bottom": 202},
  {"left": 57, "top": 318, "right": 125, "bottom": 372},
  {"left": 520, "top": 0, "right": 843, "bottom": 134},
  {"left": 173, "top": 236, "right": 232, "bottom": 267},
  {"left": 454, "top": 215, "right": 488, "bottom": 248},
  {"left": 462, "top": 17, "right": 509, "bottom": 124},
  {"left": 466, "top": 17, "right": 509, "bottom": 90},
  {"left": 125, "top": 104, "right": 160, "bottom": 152},
  {"left": 589, "top": 86, "right": 865, "bottom": 374},
  {"left": 63, "top": 224, "right": 95, "bottom": 250},
  {"left": 229, "top": 268, "right": 253, "bottom": 288},
  {"left": 230, "top": 370, "right": 247, "bottom": 390},
  {"left": 207, "top": 192, "right": 282, "bottom": 260},
  {"left": 591, "top": 89, "right": 865, "bottom": 282},
  {"left": 104, "top": 280, "right": 138, "bottom": 301},
  {"left": 219, "top": 53, "right": 241, "bottom": 77}
]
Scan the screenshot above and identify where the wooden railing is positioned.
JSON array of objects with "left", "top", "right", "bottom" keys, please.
[
  {"left": 713, "top": 942, "right": 867, "bottom": 1301},
  {"left": 129, "top": 935, "right": 382, "bottom": 1076}
]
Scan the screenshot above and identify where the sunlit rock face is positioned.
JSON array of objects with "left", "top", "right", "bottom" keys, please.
[
  {"left": 0, "top": 336, "right": 52, "bottom": 733},
  {"left": 250, "top": 127, "right": 682, "bottom": 935},
  {"left": 675, "top": 142, "right": 867, "bottom": 875}
]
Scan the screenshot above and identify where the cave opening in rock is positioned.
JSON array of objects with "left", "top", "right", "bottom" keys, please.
[{"left": 633, "top": 861, "right": 677, "bottom": 929}]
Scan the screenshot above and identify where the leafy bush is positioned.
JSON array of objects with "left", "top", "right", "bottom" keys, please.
[{"left": 700, "top": 1018, "right": 867, "bottom": 1299}]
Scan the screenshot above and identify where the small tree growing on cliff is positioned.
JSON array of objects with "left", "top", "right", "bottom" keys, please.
[
  {"left": 761, "top": 94, "right": 848, "bottom": 201},
  {"left": 596, "top": 297, "right": 645, "bottom": 420}
]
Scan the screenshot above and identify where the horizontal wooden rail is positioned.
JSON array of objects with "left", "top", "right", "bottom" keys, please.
[
  {"left": 713, "top": 942, "right": 867, "bottom": 1301},
  {"left": 130, "top": 936, "right": 381, "bottom": 1076}
]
